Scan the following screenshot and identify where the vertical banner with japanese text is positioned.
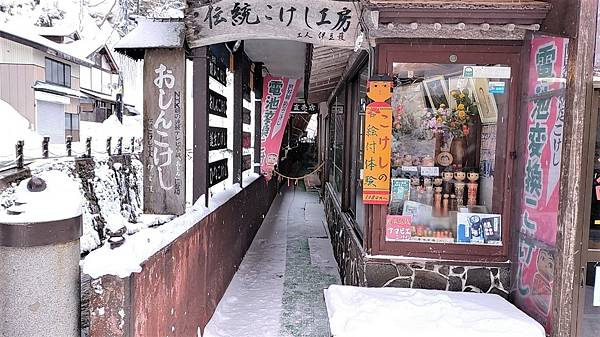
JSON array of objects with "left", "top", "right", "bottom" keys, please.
[
  {"left": 260, "top": 75, "right": 300, "bottom": 179},
  {"left": 513, "top": 35, "right": 569, "bottom": 334},
  {"left": 363, "top": 77, "right": 393, "bottom": 204},
  {"left": 143, "top": 48, "right": 186, "bottom": 215}
]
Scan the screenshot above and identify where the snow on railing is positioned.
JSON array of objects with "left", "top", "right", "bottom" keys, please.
[{"left": 0, "top": 136, "right": 143, "bottom": 171}]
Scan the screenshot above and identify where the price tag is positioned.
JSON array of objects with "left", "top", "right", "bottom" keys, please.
[
  {"left": 594, "top": 266, "right": 600, "bottom": 307},
  {"left": 420, "top": 166, "right": 439, "bottom": 176},
  {"left": 401, "top": 166, "right": 418, "bottom": 173}
]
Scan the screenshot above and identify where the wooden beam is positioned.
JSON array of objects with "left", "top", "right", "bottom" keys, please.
[
  {"left": 192, "top": 46, "right": 209, "bottom": 206},
  {"left": 233, "top": 47, "right": 244, "bottom": 186},
  {"left": 254, "top": 62, "right": 263, "bottom": 174}
]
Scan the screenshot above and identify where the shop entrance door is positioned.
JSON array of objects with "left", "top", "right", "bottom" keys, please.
[{"left": 575, "top": 88, "right": 600, "bottom": 337}]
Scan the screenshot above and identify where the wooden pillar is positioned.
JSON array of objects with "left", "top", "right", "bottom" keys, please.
[
  {"left": 233, "top": 47, "right": 244, "bottom": 186},
  {"left": 192, "top": 47, "right": 209, "bottom": 207},
  {"left": 254, "top": 62, "right": 264, "bottom": 174},
  {"left": 341, "top": 84, "right": 353, "bottom": 211},
  {"left": 552, "top": 0, "right": 599, "bottom": 336}
]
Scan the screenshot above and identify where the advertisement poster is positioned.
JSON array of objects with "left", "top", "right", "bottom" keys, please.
[
  {"left": 455, "top": 213, "right": 501, "bottom": 244},
  {"left": 363, "top": 77, "right": 394, "bottom": 204},
  {"left": 385, "top": 215, "right": 412, "bottom": 241},
  {"left": 513, "top": 34, "right": 569, "bottom": 334},
  {"left": 260, "top": 75, "right": 300, "bottom": 179}
]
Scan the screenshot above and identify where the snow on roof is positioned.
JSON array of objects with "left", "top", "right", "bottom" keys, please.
[
  {"left": 114, "top": 20, "right": 185, "bottom": 60},
  {"left": 81, "top": 88, "right": 116, "bottom": 102},
  {"left": 36, "top": 25, "right": 80, "bottom": 38},
  {"left": 33, "top": 81, "right": 87, "bottom": 98},
  {"left": 0, "top": 23, "right": 93, "bottom": 65}
]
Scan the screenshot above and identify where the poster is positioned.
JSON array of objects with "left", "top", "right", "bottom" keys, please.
[
  {"left": 385, "top": 215, "right": 412, "bottom": 241},
  {"left": 513, "top": 34, "right": 569, "bottom": 334},
  {"left": 260, "top": 75, "right": 300, "bottom": 179},
  {"left": 143, "top": 48, "right": 186, "bottom": 215},
  {"left": 455, "top": 212, "right": 501, "bottom": 244},
  {"left": 363, "top": 77, "right": 393, "bottom": 204}
]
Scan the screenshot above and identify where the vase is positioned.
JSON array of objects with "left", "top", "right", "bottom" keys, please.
[{"left": 450, "top": 136, "right": 467, "bottom": 168}]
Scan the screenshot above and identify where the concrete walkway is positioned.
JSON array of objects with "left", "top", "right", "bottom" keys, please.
[{"left": 204, "top": 186, "right": 340, "bottom": 337}]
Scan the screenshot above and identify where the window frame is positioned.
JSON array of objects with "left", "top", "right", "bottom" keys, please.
[
  {"left": 371, "top": 42, "right": 523, "bottom": 262},
  {"left": 45, "top": 57, "right": 72, "bottom": 88}
]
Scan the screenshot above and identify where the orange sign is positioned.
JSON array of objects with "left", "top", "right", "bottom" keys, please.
[{"left": 363, "top": 77, "right": 393, "bottom": 204}]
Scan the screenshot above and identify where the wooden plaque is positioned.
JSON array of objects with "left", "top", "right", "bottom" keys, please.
[
  {"left": 209, "top": 158, "right": 229, "bottom": 187},
  {"left": 143, "top": 48, "right": 186, "bottom": 215},
  {"left": 209, "top": 126, "right": 228, "bottom": 150},
  {"left": 209, "top": 89, "right": 228, "bottom": 117}
]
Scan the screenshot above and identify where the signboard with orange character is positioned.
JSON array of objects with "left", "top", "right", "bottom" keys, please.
[{"left": 363, "top": 75, "right": 393, "bottom": 204}]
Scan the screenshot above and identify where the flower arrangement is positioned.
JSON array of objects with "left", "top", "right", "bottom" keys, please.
[{"left": 421, "top": 89, "right": 478, "bottom": 138}]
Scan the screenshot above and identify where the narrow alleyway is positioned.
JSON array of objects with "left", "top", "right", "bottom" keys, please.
[{"left": 204, "top": 186, "right": 340, "bottom": 337}]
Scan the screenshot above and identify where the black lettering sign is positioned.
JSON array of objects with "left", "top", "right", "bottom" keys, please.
[
  {"left": 242, "top": 154, "right": 252, "bottom": 172},
  {"left": 208, "top": 127, "right": 228, "bottom": 151},
  {"left": 242, "top": 107, "right": 251, "bottom": 125},
  {"left": 291, "top": 102, "right": 319, "bottom": 114},
  {"left": 209, "top": 89, "right": 228, "bottom": 117},
  {"left": 208, "top": 52, "right": 227, "bottom": 85},
  {"left": 208, "top": 158, "right": 229, "bottom": 187},
  {"left": 243, "top": 132, "right": 252, "bottom": 148}
]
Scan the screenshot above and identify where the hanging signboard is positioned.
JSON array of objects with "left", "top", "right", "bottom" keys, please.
[
  {"left": 291, "top": 102, "right": 319, "bottom": 114},
  {"left": 513, "top": 34, "right": 569, "bottom": 335},
  {"left": 243, "top": 107, "right": 252, "bottom": 125},
  {"left": 209, "top": 89, "right": 228, "bottom": 117},
  {"left": 143, "top": 48, "right": 186, "bottom": 215},
  {"left": 185, "top": 0, "right": 361, "bottom": 49},
  {"left": 260, "top": 75, "right": 300, "bottom": 179},
  {"left": 209, "top": 158, "right": 229, "bottom": 187},
  {"left": 362, "top": 76, "right": 393, "bottom": 204},
  {"left": 208, "top": 50, "right": 227, "bottom": 85},
  {"left": 243, "top": 132, "right": 252, "bottom": 149},
  {"left": 209, "top": 127, "right": 228, "bottom": 150}
]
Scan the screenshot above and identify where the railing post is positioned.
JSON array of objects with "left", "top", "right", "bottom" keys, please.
[
  {"left": 106, "top": 137, "right": 112, "bottom": 156},
  {"left": 117, "top": 137, "right": 123, "bottom": 155},
  {"left": 42, "top": 136, "right": 49, "bottom": 159},
  {"left": 15, "top": 140, "right": 24, "bottom": 169},
  {"left": 130, "top": 137, "right": 135, "bottom": 153},
  {"left": 66, "top": 136, "right": 72, "bottom": 157},
  {"left": 85, "top": 137, "right": 92, "bottom": 158}
]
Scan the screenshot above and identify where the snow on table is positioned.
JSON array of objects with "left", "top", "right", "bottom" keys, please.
[{"left": 324, "top": 285, "right": 546, "bottom": 337}]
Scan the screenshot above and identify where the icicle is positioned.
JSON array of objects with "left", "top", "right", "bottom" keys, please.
[{"left": 287, "top": 179, "right": 290, "bottom": 187}]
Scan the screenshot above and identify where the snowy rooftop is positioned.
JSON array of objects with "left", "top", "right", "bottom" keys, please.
[
  {"left": 36, "top": 25, "right": 80, "bottom": 39},
  {"left": 114, "top": 19, "right": 185, "bottom": 60},
  {"left": 0, "top": 23, "right": 93, "bottom": 65},
  {"left": 33, "top": 81, "right": 87, "bottom": 98}
]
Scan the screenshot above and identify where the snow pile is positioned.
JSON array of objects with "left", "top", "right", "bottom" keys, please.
[
  {"left": 0, "top": 170, "right": 82, "bottom": 223},
  {"left": 0, "top": 99, "right": 42, "bottom": 159},
  {"left": 79, "top": 114, "right": 143, "bottom": 153},
  {"left": 82, "top": 173, "right": 261, "bottom": 278},
  {"left": 324, "top": 285, "right": 546, "bottom": 337}
]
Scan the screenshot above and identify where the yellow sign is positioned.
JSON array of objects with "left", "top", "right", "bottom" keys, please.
[{"left": 363, "top": 78, "right": 393, "bottom": 204}]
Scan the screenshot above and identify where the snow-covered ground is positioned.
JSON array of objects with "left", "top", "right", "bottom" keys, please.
[{"left": 324, "top": 285, "right": 546, "bottom": 337}]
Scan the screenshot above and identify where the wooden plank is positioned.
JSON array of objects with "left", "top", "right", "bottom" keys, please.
[
  {"left": 233, "top": 49, "right": 243, "bottom": 186},
  {"left": 143, "top": 48, "right": 186, "bottom": 215},
  {"left": 254, "top": 62, "right": 263, "bottom": 174},
  {"left": 193, "top": 47, "right": 209, "bottom": 206},
  {"left": 185, "top": 0, "right": 361, "bottom": 49}
]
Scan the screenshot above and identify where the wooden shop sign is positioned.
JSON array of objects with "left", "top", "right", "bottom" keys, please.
[
  {"left": 208, "top": 50, "right": 227, "bottom": 85},
  {"left": 208, "top": 126, "right": 228, "bottom": 151},
  {"left": 208, "top": 158, "right": 229, "bottom": 187},
  {"left": 185, "top": 0, "right": 361, "bottom": 49},
  {"left": 291, "top": 102, "right": 319, "bottom": 114},
  {"left": 209, "top": 89, "right": 228, "bottom": 117},
  {"left": 143, "top": 48, "right": 186, "bottom": 215},
  {"left": 243, "top": 132, "right": 252, "bottom": 149},
  {"left": 243, "top": 107, "right": 252, "bottom": 125}
]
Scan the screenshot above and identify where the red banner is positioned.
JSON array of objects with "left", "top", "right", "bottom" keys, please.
[
  {"left": 513, "top": 34, "right": 569, "bottom": 334},
  {"left": 260, "top": 75, "right": 300, "bottom": 179}
]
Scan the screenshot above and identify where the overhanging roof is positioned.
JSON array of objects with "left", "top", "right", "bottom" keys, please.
[{"left": 114, "top": 19, "right": 186, "bottom": 60}]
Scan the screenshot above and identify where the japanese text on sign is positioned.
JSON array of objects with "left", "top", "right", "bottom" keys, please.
[{"left": 186, "top": 0, "right": 361, "bottom": 49}]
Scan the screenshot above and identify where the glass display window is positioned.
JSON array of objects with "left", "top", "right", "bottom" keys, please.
[{"left": 376, "top": 48, "right": 518, "bottom": 256}]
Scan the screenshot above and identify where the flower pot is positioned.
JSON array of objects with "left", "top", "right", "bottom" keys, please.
[{"left": 450, "top": 136, "right": 467, "bottom": 168}]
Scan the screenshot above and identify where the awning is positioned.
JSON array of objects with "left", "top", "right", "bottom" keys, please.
[
  {"left": 80, "top": 88, "right": 116, "bottom": 103},
  {"left": 32, "top": 81, "right": 87, "bottom": 99}
]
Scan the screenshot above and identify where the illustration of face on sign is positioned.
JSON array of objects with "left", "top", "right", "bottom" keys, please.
[{"left": 367, "top": 76, "right": 393, "bottom": 103}]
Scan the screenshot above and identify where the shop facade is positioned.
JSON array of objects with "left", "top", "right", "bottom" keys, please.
[{"left": 319, "top": 1, "right": 599, "bottom": 337}]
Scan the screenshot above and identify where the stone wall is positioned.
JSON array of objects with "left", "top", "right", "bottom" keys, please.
[{"left": 324, "top": 184, "right": 511, "bottom": 298}]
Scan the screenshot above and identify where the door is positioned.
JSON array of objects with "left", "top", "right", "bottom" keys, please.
[
  {"left": 36, "top": 100, "right": 66, "bottom": 144},
  {"left": 576, "top": 89, "right": 600, "bottom": 337}
]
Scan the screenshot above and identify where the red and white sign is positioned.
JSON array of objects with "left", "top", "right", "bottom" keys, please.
[
  {"left": 260, "top": 75, "right": 300, "bottom": 179},
  {"left": 385, "top": 215, "right": 412, "bottom": 241}
]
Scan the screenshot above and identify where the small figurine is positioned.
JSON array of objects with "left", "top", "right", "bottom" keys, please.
[
  {"left": 410, "top": 176, "right": 421, "bottom": 201},
  {"left": 454, "top": 171, "right": 466, "bottom": 208},
  {"left": 433, "top": 186, "right": 443, "bottom": 216},
  {"left": 442, "top": 193, "right": 450, "bottom": 217},
  {"left": 402, "top": 154, "right": 413, "bottom": 166},
  {"left": 422, "top": 155, "right": 435, "bottom": 167},
  {"left": 467, "top": 171, "right": 480, "bottom": 206},
  {"left": 412, "top": 157, "right": 422, "bottom": 166},
  {"left": 442, "top": 170, "right": 454, "bottom": 195},
  {"left": 424, "top": 177, "right": 433, "bottom": 206}
]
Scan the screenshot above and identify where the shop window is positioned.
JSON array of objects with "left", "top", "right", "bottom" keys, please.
[
  {"left": 329, "top": 92, "right": 345, "bottom": 199},
  {"left": 65, "top": 113, "right": 80, "bottom": 141},
  {"left": 350, "top": 66, "right": 369, "bottom": 238},
  {"left": 45, "top": 58, "right": 71, "bottom": 87},
  {"left": 386, "top": 62, "right": 509, "bottom": 247}
]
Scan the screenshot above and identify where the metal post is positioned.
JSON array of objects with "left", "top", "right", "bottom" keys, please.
[
  {"left": 15, "top": 140, "right": 23, "bottom": 169},
  {"left": 66, "top": 136, "right": 72, "bottom": 157},
  {"left": 117, "top": 137, "right": 123, "bottom": 155},
  {"left": 130, "top": 137, "right": 135, "bottom": 153},
  {"left": 42, "top": 136, "right": 49, "bottom": 159},
  {"left": 85, "top": 137, "right": 92, "bottom": 158},
  {"left": 106, "top": 137, "right": 112, "bottom": 156}
]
